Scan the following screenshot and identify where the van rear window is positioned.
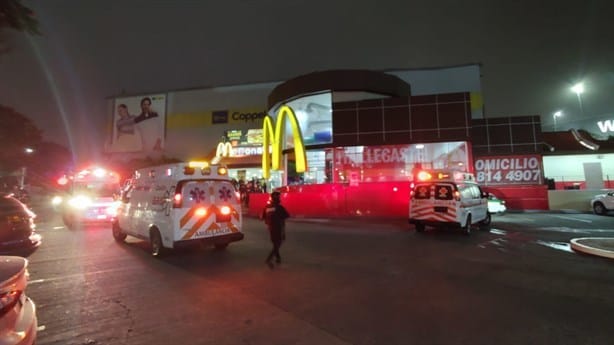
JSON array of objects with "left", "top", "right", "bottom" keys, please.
[
  {"left": 434, "top": 184, "right": 454, "bottom": 200},
  {"left": 414, "top": 184, "right": 431, "bottom": 199}
]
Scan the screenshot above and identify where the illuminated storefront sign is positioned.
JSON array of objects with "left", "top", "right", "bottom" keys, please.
[
  {"left": 216, "top": 142, "right": 233, "bottom": 158},
  {"left": 215, "top": 128, "right": 264, "bottom": 158},
  {"left": 474, "top": 154, "right": 543, "bottom": 185},
  {"left": 262, "top": 105, "right": 307, "bottom": 179},
  {"left": 597, "top": 119, "right": 614, "bottom": 134}
]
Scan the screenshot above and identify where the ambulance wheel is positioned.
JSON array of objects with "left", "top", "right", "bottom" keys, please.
[
  {"left": 463, "top": 215, "right": 472, "bottom": 235},
  {"left": 415, "top": 223, "right": 425, "bottom": 233},
  {"left": 214, "top": 243, "right": 229, "bottom": 250},
  {"left": 150, "top": 228, "right": 165, "bottom": 257},
  {"left": 479, "top": 213, "right": 492, "bottom": 230},
  {"left": 112, "top": 222, "right": 127, "bottom": 242}
]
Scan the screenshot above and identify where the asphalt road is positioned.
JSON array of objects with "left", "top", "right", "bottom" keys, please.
[{"left": 22, "top": 209, "right": 614, "bottom": 345}]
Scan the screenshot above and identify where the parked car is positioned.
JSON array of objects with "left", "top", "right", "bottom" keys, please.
[
  {"left": 0, "top": 256, "right": 37, "bottom": 344},
  {"left": 487, "top": 193, "right": 507, "bottom": 214},
  {"left": 0, "top": 196, "right": 41, "bottom": 254},
  {"left": 591, "top": 191, "right": 614, "bottom": 215}
]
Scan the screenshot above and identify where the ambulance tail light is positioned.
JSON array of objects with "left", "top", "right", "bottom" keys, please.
[
  {"left": 173, "top": 193, "right": 183, "bottom": 208},
  {"left": 454, "top": 191, "right": 461, "bottom": 201},
  {"left": 195, "top": 207, "right": 207, "bottom": 217},
  {"left": 216, "top": 205, "right": 232, "bottom": 222}
]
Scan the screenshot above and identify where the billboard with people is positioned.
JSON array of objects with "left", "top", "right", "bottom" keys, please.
[{"left": 108, "top": 94, "right": 166, "bottom": 153}]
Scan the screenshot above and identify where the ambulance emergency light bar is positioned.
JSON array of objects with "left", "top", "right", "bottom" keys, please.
[
  {"left": 183, "top": 161, "right": 228, "bottom": 176},
  {"left": 415, "top": 170, "right": 475, "bottom": 183}
]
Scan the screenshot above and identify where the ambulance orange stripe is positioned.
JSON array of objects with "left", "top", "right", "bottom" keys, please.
[
  {"left": 181, "top": 212, "right": 210, "bottom": 240},
  {"left": 180, "top": 205, "right": 200, "bottom": 228},
  {"left": 226, "top": 222, "right": 238, "bottom": 232}
]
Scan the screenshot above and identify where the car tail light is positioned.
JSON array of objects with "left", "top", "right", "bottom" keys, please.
[
  {"left": 173, "top": 193, "right": 182, "bottom": 208},
  {"left": 0, "top": 290, "right": 22, "bottom": 318}
]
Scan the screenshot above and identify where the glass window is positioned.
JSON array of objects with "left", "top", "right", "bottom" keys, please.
[
  {"left": 329, "top": 142, "right": 469, "bottom": 184},
  {"left": 414, "top": 184, "right": 432, "bottom": 199},
  {"left": 434, "top": 184, "right": 454, "bottom": 200},
  {"left": 272, "top": 93, "right": 333, "bottom": 149}
]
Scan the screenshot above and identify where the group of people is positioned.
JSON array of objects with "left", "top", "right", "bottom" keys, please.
[
  {"left": 112, "top": 97, "right": 164, "bottom": 153},
  {"left": 232, "top": 178, "right": 268, "bottom": 207}
]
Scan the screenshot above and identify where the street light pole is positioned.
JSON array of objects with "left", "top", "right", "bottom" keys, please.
[
  {"left": 571, "top": 82, "right": 585, "bottom": 117},
  {"left": 20, "top": 148, "right": 35, "bottom": 189},
  {"left": 553, "top": 111, "right": 562, "bottom": 131}
]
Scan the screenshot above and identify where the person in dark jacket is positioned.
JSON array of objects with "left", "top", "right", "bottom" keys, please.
[{"left": 262, "top": 191, "right": 289, "bottom": 268}]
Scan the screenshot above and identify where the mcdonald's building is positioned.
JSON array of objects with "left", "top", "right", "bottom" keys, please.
[
  {"left": 245, "top": 68, "right": 553, "bottom": 218},
  {"left": 105, "top": 64, "right": 614, "bottom": 218}
]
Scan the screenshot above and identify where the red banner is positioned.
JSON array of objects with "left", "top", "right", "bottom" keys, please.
[{"left": 474, "top": 154, "right": 543, "bottom": 185}]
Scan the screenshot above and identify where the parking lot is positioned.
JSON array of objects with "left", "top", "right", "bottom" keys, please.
[{"left": 24, "top": 210, "right": 614, "bottom": 345}]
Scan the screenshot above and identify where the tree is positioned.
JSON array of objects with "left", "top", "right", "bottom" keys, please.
[
  {"left": 0, "top": 0, "right": 40, "bottom": 54},
  {"left": 0, "top": 105, "right": 43, "bottom": 174}
]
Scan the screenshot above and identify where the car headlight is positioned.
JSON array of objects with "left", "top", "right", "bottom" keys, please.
[
  {"left": 105, "top": 201, "right": 121, "bottom": 216},
  {"left": 68, "top": 195, "right": 93, "bottom": 209}
]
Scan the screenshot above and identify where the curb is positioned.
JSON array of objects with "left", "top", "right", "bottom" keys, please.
[{"left": 570, "top": 238, "right": 614, "bottom": 259}]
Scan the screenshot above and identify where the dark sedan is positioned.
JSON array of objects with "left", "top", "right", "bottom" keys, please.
[{"left": 0, "top": 196, "right": 41, "bottom": 254}]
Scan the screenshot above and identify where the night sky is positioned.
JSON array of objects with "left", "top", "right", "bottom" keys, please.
[{"left": 1, "top": 0, "right": 613, "bottom": 162}]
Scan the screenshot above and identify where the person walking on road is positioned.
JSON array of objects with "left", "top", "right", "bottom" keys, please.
[{"left": 262, "top": 191, "right": 289, "bottom": 268}]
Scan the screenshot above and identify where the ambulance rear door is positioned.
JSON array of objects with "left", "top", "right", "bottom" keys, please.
[
  {"left": 411, "top": 182, "right": 458, "bottom": 223},
  {"left": 173, "top": 179, "right": 241, "bottom": 243}
]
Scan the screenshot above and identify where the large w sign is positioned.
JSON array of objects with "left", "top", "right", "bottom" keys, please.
[
  {"left": 261, "top": 105, "right": 307, "bottom": 179},
  {"left": 597, "top": 119, "right": 614, "bottom": 133}
]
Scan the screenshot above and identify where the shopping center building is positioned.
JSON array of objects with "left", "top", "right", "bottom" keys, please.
[{"left": 104, "top": 64, "right": 614, "bottom": 217}]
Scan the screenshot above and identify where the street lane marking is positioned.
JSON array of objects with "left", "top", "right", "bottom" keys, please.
[
  {"left": 551, "top": 215, "right": 592, "bottom": 223},
  {"left": 540, "top": 227, "right": 614, "bottom": 233},
  {"left": 28, "top": 266, "right": 140, "bottom": 285},
  {"left": 535, "top": 240, "right": 574, "bottom": 253}
]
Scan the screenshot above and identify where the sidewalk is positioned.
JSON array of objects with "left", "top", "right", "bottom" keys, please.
[{"left": 570, "top": 238, "right": 614, "bottom": 259}]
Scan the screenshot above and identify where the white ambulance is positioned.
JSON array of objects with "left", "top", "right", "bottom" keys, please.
[
  {"left": 112, "top": 161, "right": 244, "bottom": 256},
  {"left": 51, "top": 167, "right": 121, "bottom": 228},
  {"left": 409, "top": 170, "right": 491, "bottom": 235}
]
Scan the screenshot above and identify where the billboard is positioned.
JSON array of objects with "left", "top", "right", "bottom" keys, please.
[
  {"left": 108, "top": 94, "right": 166, "bottom": 153},
  {"left": 215, "top": 128, "right": 264, "bottom": 158},
  {"left": 474, "top": 154, "right": 543, "bottom": 186}
]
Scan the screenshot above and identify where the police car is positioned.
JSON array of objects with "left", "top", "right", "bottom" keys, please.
[
  {"left": 112, "top": 161, "right": 244, "bottom": 256},
  {"left": 409, "top": 170, "right": 491, "bottom": 235}
]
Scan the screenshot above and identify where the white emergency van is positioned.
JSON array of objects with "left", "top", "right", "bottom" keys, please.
[
  {"left": 409, "top": 170, "right": 491, "bottom": 235},
  {"left": 112, "top": 161, "right": 244, "bottom": 256},
  {"left": 52, "top": 167, "right": 121, "bottom": 228}
]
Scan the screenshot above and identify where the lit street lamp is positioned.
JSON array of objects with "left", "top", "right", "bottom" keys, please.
[
  {"left": 20, "top": 147, "right": 35, "bottom": 189},
  {"left": 553, "top": 111, "right": 563, "bottom": 131},
  {"left": 570, "top": 82, "right": 585, "bottom": 117}
]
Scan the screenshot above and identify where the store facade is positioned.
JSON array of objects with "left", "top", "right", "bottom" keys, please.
[
  {"left": 105, "top": 64, "right": 570, "bottom": 218},
  {"left": 247, "top": 69, "right": 549, "bottom": 217}
]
